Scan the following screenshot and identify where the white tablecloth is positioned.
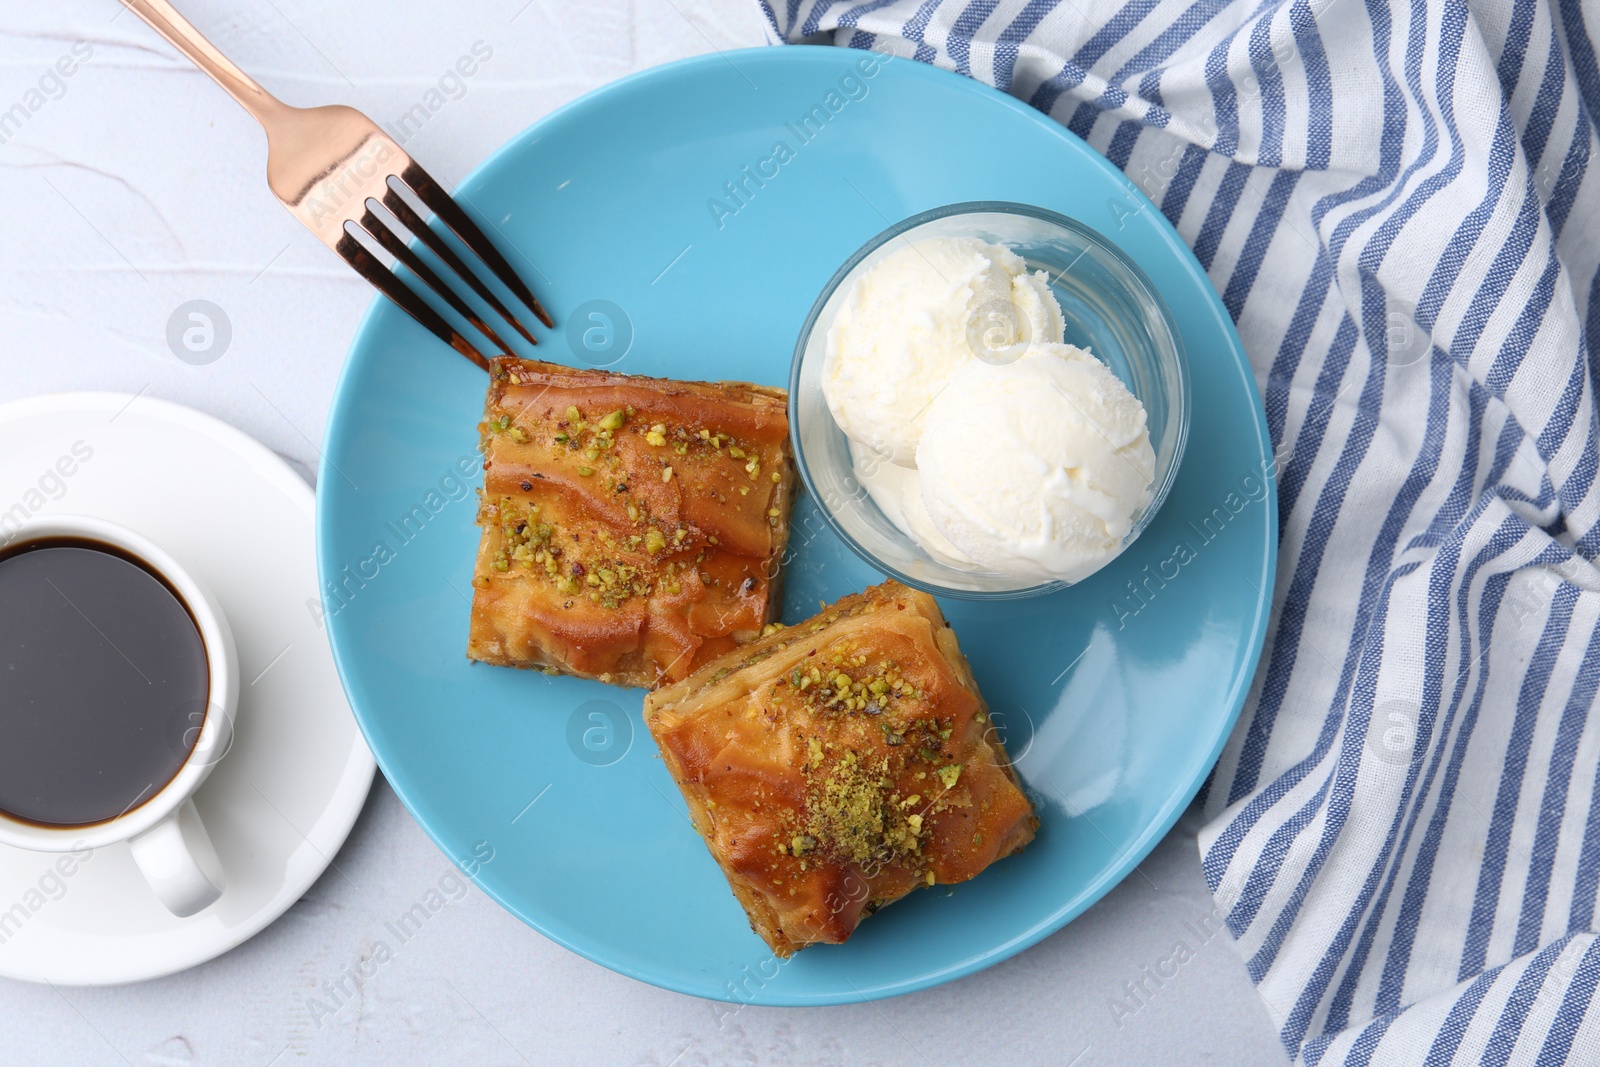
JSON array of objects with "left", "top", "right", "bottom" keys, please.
[{"left": 0, "top": 2, "right": 1285, "bottom": 1062}]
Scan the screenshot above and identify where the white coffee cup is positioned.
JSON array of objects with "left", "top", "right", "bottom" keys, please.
[{"left": 0, "top": 515, "right": 237, "bottom": 918}]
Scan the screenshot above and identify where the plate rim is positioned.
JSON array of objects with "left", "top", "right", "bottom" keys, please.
[
  {"left": 318, "top": 45, "right": 1277, "bottom": 1005},
  {"left": 0, "top": 391, "right": 377, "bottom": 985}
]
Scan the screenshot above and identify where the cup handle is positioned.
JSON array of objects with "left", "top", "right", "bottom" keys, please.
[{"left": 126, "top": 799, "right": 225, "bottom": 918}]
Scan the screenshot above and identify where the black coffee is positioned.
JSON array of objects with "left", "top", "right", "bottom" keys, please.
[{"left": 0, "top": 538, "right": 208, "bottom": 827}]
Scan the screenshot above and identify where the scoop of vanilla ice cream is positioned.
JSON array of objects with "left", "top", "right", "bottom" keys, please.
[
  {"left": 916, "top": 344, "right": 1155, "bottom": 584},
  {"left": 824, "top": 236, "right": 1064, "bottom": 466}
]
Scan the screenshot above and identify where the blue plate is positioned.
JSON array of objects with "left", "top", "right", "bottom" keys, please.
[{"left": 318, "top": 46, "right": 1275, "bottom": 1006}]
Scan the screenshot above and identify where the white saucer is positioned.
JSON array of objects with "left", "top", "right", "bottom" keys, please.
[{"left": 0, "top": 392, "right": 375, "bottom": 985}]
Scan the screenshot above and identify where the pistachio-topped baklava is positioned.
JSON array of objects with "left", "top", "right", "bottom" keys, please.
[
  {"left": 467, "top": 358, "right": 795, "bottom": 689},
  {"left": 643, "top": 581, "right": 1037, "bottom": 956}
]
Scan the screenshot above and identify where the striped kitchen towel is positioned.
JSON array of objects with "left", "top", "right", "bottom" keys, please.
[{"left": 759, "top": 0, "right": 1600, "bottom": 1063}]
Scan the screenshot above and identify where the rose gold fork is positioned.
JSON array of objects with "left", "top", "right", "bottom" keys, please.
[{"left": 121, "top": 0, "right": 552, "bottom": 370}]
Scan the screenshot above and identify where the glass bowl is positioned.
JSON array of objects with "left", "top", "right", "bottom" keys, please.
[{"left": 789, "top": 201, "right": 1191, "bottom": 599}]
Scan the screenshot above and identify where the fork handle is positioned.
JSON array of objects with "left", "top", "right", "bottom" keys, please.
[{"left": 119, "top": 0, "right": 288, "bottom": 125}]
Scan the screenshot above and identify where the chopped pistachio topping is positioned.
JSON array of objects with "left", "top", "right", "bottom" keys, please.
[{"left": 800, "top": 749, "right": 923, "bottom": 868}]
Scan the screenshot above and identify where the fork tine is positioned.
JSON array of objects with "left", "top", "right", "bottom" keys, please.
[
  {"left": 360, "top": 203, "right": 514, "bottom": 356},
  {"left": 400, "top": 161, "right": 555, "bottom": 330},
  {"left": 334, "top": 230, "right": 490, "bottom": 372},
  {"left": 381, "top": 186, "right": 540, "bottom": 347}
]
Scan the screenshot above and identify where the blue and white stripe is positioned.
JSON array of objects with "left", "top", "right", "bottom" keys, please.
[{"left": 762, "top": 0, "right": 1600, "bottom": 1061}]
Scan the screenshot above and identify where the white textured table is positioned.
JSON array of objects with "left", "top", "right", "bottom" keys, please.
[{"left": 0, "top": 3, "right": 1288, "bottom": 1063}]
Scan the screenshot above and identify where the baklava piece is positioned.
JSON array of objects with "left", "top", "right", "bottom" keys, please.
[
  {"left": 468, "top": 358, "right": 795, "bottom": 689},
  {"left": 643, "top": 581, "right": 1037, "bottom": 956}
]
